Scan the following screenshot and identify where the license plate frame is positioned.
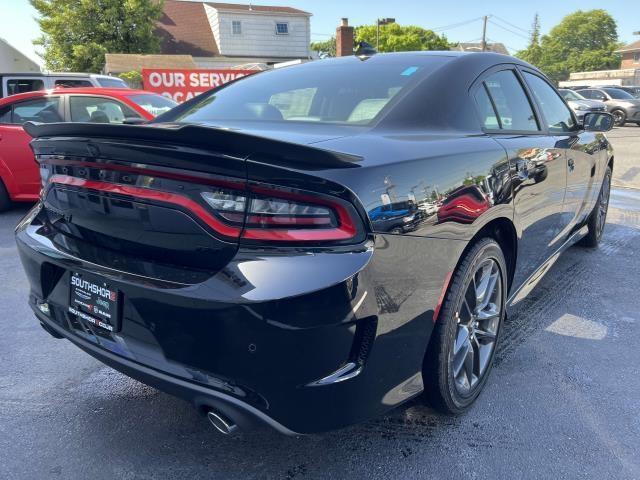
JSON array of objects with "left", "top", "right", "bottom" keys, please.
[{"left": 69, "top": 272, "right": 121, "bottom": 332}]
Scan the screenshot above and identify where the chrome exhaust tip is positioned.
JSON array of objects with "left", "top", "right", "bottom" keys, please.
[{"left": 207, "top": 410, "right": 239, "bottom": 435}]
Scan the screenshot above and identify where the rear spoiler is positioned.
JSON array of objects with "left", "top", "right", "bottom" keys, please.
[{"left": 24, "top": 122, "right": 362, "bottom": 170}]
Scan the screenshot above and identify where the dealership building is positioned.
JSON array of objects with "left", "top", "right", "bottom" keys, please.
[{"left": 105, "top": 0, "right": 312, "bottom": 74}]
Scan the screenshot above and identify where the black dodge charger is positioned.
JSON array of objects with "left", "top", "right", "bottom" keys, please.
[{"left": 16, "top": 52, "right": 614, "bottom": 435}]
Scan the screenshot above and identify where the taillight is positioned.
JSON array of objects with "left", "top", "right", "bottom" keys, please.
[
  {"left": 48, "top": 171, "right": 364, "bottom": 245},
  {"left": 200, "top": 185, "right": 361, "bottom": 243}
]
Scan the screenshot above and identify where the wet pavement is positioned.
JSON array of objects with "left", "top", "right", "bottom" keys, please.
[{"left": 1, "top": 129, "right": 639, "bottom": 479}]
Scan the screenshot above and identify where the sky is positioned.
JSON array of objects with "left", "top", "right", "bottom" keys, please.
[{"left": 1, "top": 0, "right": 638, "bottom": 67}]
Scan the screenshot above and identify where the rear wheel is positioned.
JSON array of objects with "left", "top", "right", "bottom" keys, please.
[
  {"left": 0, "top": 179, "right": 11, "bottom": 212},
  {"left": 423, "top": 238, "right": 506, "bottom": 413},
  {"left": 580, "top": 166, "right": 611, "bottom": 248},
  {"left": 611, "top": 109, "right": 626, "bottom": 126}
]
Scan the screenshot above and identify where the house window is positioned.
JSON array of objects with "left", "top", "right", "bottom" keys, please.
[
  {"left": 634, "top": 52, "right": 640, "bottom": 64},
  {"left": 232, "top": 20, "right": 241, "bottom": 35},
  {"left": 275, "top": 22, "right": 289, "bottom": 35}
]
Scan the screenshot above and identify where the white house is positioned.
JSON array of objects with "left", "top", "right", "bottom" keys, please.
[
  {"left": 156, "top": 1, "right": 311, "bottom": 69},
  {"left": 0, "top": 37, "right": 40, "bottom": 73}
]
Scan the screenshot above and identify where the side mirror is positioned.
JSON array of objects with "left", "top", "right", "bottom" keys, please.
[
  {"left": 122, "top": 117, "right": 147, "bottom": 125},
  {"left": 583, "top": 112, "right": 614, "bottom": 132}
]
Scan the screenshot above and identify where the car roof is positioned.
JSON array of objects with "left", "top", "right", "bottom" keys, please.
[
  {"left": 0, "top": 72, "right": 114, "bottom": 78},
  {"left": 0, "top": 88, "right": 152, "bottom": 106}
]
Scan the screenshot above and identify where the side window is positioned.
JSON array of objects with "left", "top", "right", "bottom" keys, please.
[
  {"left": 578, "top": 90, "right": 592, "bottom": 99},
  {"left": 12, "top": 97, "right": 62, "bottom": 124},
  {"left": 7, "top": 79, "right": 45, "bottom": 96},
  {"left": 473, "top": 84, "right": 500, "bottom": 129},
  {"left": 232, "top": 20, "right": 241, "bottom": 35},
  {"left": 69, "top": 96, "right": 138, "bottom": 123},
  {"left": 590, "top": 90, "right": 606, "bottom": 101},
  {"left": 523, "top": 72, "right": 576, "bottom": 133},
  {"left": 483, "top": 70, "right": 539, "bottom": 131},
  {"left": 0, "top": 105, "right": 11, "bottom": 123},
  {"left": 54, "top": 79, "right": 93, "bottom": 88}
]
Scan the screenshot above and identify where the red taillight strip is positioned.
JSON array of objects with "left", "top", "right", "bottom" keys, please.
[
  {"left": 49, "top": 175, "right": 242, "bottom": 238},
  {"left": 243, "top": 185, "right": 357, "bottom": 241}
]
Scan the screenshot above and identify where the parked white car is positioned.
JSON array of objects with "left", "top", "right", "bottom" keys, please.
[{"left": 0, "top": 73, "right": 128, "bottom": 98}]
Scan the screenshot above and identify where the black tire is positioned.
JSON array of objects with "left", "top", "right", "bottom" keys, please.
[
  {"left": 423, "top": 238, "right": 507, "bottom": 414},
  {"left": 579, "top": 166, "right": 611, "bottom": 248},
  {"left": 636, "top": 122, "right": 640, "bottom": 127},
  {"left": 611, "top": 109, "right": 626, "bottom": 127},
  {"left": 0, "top": 178, "right": 11, "bottom": 213}
]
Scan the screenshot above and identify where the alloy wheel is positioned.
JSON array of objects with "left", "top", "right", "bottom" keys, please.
[
  {"left": 612, "top": 110, "right": 625, "bottom": 126},
  {"left": 450, "top": 258, "right": 502, "bottom": 396}
]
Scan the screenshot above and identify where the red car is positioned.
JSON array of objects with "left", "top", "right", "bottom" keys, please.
[{"left": 0, "top": 88, "right": 176, "bottom": 210}]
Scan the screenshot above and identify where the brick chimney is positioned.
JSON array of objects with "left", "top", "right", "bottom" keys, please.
[{"left": 336, "top": 18, "right": 354, "bottom": 57}]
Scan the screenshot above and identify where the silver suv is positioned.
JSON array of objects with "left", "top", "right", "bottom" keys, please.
[
  {"left": 577, "top": 88, "right": 640, "bottom": 126},
  {"left": 0, "top": 73, "right": 128, "bottom": 98}
]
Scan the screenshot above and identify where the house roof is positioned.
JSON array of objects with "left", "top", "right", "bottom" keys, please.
[
  {"left": 104, "top": 54, "right": 196, "bottom": 74},
  {"left": 156, "top": 1, "right": 219, "bottom": 57},
  {"left": 451, "top": 42, "right": 509, "bottom": 55},
  {"left": 615, "top": 40, "right": 640, "bottom": 53},
  {"left": 203, "top": 2, "right": 311, "bottom": 15},
  {"left": 155, "top": 1, "right": 311, "bottom": 58}
]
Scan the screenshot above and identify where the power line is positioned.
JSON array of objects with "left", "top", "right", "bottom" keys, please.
[
  {"left": 490, "top": 15, "right": 530, "bottom": 34},
  {"left": 430, "top": 17, "right": 484, "bottom": 32},
  {"left": 488, "top": 19, "right": 531, "bottom": 41}
]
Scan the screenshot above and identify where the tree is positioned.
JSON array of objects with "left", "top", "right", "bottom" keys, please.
[
  {"left": 310, "top": 37, "right": 336, "bottom": 57},
  {"left": 517, "top": 14, "right": 542, "bottom": 66},
  {"left": 118, "top": 70, "right": 142, "bottom": 88},
  {"left": 31, "top": 0, "right": 164, "bottom": 73},
  {"left": 355, "top": 24, "right": 451, "bottom": 53},
  {"left": 516, "top": 10, "right": 621, "bottom": 83}
]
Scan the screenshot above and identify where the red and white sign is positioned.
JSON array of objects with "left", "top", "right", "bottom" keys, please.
[{"left": 142, "top": 68, "right": 256, "bottom": 103}]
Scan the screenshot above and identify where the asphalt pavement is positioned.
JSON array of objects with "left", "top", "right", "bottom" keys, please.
[{"left": 1, "top": 126, "right": 639, "bottom": 479}]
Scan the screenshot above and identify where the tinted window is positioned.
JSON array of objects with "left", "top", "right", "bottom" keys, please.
[
  {"left": 473, "top": 84, "right": 500, "bottom": 129},
  {"left": 54, "top": 79, "right": 93, "bottom": 88},
  {"left": 603, "top": 88, "right": 634, "bottom": 100},
  {"left": 484, "top": 70, "right": 538, "bottom": 131},
  {"left": 523, "top": 72, "right": 576, "bottom": 133},
  {"left": 167, "top": 56, "right": 449, "bottom": 126},
  {"left": 581, "top": 90, "right": 606, "bottom": 101},
  {"left": 97, "top": 77, "right": 128, "bottom": 88},
  {"left": 69, "top": 96, "right": 138, "bottom": 123},
  {"left": 12, "top": 97, "right": 62, "bottom": 124},
  {"left": 7, "top": 79, "right": 45, "bottom": 96},
  {"left": 0, "top": 105, "right": 11, "bottom": 123}
]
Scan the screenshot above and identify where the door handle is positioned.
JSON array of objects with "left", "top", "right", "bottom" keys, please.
[{"left": 568, "top": 158, "right": 575, "bottom": 172}]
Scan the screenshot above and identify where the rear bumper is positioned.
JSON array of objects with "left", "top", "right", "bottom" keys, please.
[
  {"left": 33, "top": 307, "right": 297, "bottom": 434},
  {"left": 16, "top": 203, "right": 462, "bottom": 433}
]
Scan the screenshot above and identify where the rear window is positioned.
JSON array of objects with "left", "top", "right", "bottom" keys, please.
[
  {"left": 167, "top": 56, "right": 449, "bottom": 126},
  {"left": 97, "top": 77, "right": 128, "bottom": 88}
]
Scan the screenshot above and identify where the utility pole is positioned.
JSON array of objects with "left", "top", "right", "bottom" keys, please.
[{"left": 481, "top": 15, "right": 488, "bottom": 52}]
